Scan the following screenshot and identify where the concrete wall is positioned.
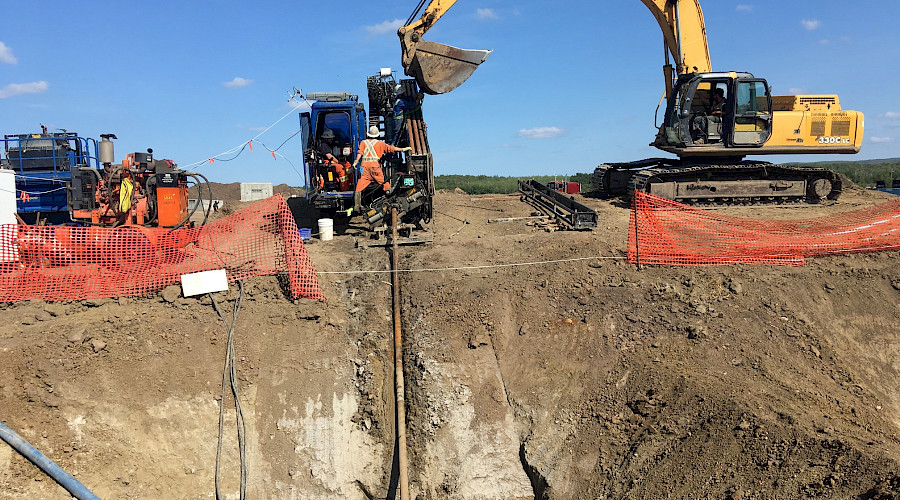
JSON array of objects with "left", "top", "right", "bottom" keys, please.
[{"left": 241, "top": 183, "right": 274, "bottom": 202}]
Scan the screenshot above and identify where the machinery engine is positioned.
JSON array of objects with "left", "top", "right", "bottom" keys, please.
[{"left": 70, "top": 137, "right": 199, "bottom": 228}]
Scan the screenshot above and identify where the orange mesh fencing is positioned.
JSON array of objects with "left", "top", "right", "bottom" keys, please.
[
  {"left": 0, "top": 194, "right": 322, "bottom": 302},
  {"left": 629, "top": 191, "right": 900, "bottom": 266}
]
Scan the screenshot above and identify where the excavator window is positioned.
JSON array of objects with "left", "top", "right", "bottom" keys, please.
[
  {"left": 320, "top": 112, "right": 352, "bottom": 148},
  {"left": 686, "top": 80, "right": 729, "bottom": 145},
  {"left": 732, "top": 80, "right": 772, "bottom": 146}
]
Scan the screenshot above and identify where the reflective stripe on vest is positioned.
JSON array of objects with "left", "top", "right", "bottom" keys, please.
[{"left": 361, "top": 139, "right": 379, "bottom": 163}]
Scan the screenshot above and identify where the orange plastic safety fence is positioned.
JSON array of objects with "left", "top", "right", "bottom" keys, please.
[
  {"left": 0, "top": 194, "right": 322, "bottom": 302},
  {"left": 629, "top": 191, "right": 900, "bottom": 266}
]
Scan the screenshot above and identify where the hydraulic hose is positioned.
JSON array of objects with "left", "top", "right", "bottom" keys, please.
[{"left": 0, "top": 420, "right": 101, "bottom": 500}]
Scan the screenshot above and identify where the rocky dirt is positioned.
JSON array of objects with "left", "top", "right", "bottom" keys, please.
[{"left": 1, "top": 185, "right": 899, "bottom": 499}]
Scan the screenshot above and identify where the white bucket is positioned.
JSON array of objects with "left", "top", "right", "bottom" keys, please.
[{"left": 317, "top": 218, "right": 334, "bottom": 241}]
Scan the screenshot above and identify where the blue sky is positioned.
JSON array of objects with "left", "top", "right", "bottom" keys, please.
[{"left": 2, "top": 1, "right": 898, "bottom": 185}]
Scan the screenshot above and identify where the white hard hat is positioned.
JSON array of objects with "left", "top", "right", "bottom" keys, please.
[{"left": 367, "top": 126, "right": 380, "bottom": 138}]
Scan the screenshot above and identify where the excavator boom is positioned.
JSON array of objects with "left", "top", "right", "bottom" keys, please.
[
  {"left": 399, "top": 0, "right": 492, "bottom": 95},
  {"left": 641, "top": 0, "right": 711, "bottom": 75}
]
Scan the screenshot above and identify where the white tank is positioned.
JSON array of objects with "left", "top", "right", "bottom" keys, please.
[
  {"left": 99, "top": 136, "right": 115, "bottom": 164},
  {"left": 0, "top": 169, "right": 18, "bottom": 262},
  {"left": 0, "top": 169, "right": 16, "bottom": 226}
]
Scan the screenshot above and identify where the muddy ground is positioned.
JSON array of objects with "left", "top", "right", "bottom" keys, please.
[{"left": 0, "top": 186, "right": 898, "bottom": 499}]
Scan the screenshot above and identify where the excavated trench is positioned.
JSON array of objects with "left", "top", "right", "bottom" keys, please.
[
  {"left": 4, "top": 191, "right": 899, "bottom": 498},
  {"left": 519, "top": 441, "right": 549, "bottom": 500}
]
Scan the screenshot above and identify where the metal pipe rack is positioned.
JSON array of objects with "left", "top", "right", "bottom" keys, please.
[{"left": 517, "top": 179, "right": 597, "bottom": 230}]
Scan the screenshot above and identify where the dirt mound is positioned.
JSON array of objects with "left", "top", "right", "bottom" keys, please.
[
  {"left": 189, "top": 182, "right": 304, "bottom": 202},
  {"left": 1, "top": 189, "right": 899, "bottom": 498}
]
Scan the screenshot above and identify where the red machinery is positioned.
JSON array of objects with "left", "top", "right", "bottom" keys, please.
[
  {"left": 547, "top": 181, "right": 580, "bottom": 195},
  {"left": 69, "top": 136, "right": 207, "bottom": 228}
]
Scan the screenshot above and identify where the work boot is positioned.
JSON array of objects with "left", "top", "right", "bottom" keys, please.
[{"left": 353, "top": 191, "right": 362, "bottom": 213}]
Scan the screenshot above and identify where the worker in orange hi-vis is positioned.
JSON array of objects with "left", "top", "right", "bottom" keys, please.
[{"left": 352, "top": 125, "right": 411, "bottom": 213}]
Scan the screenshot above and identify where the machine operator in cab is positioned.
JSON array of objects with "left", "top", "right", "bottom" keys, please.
[{"left": 317, "top": 128, "right": 352, "bottom": 191}]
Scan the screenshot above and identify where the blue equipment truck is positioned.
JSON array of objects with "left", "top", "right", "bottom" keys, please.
[
  {"left": 1, "top": 131, "right": 100, "bottom": 225},
  {"left": 299, "top": 91, "right": 367, "bottom": 215},
  {"left": 299, "top": 69, "right": 434, "bottom": 229}
]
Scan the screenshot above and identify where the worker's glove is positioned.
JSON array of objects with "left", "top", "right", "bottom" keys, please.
[
  {"left": 352, "top": 161, "right": 359, "bottom": 168},
  {"left": 403, "top": 147, "right": 413, "bottom": 152}
]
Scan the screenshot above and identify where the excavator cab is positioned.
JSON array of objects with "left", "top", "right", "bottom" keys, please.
[{"left": 656, "top": 72, "right": 773, "bottom": 156}]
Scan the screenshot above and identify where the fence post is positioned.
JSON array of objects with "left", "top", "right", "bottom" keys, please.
[{"left": 633, "top": 191, "right": 642, "bottom": 270}]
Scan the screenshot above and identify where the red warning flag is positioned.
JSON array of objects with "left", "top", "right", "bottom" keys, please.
[
  {"left": 271, "top": 151, "right": 276, "bottom": 161},
  {"left": 248, "top": 141, "right": 253, "bottom": 151},
  {"left": 208, "top": 158, "right": 215, "bottom": 164}
]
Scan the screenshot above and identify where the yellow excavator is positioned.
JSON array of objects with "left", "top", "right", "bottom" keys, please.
[{"left": 399, "top": 0, "right": 864, "bottom": 203}]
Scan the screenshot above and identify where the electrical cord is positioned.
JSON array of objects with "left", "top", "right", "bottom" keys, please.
[
  {"left": 210, "top": 280, "right": 247, "bottom": 500},
  {"left": 182, "top": 102, "right": 302, "bottom": 170}
]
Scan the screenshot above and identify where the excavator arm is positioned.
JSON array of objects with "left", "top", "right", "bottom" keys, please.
[
  {"left": 640, "top": 0, "right": 711, "bottom": 96},
  {"left": 398, "top": 0, "right": 492, "bottom": 95},
  {"left": 399, "top": 0, "right": 708, "bottom": 97}
]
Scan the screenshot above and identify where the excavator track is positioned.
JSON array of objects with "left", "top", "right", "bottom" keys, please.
[
  {"left": 594, "top": 161, "right": 842, "bottom": 205},
  {"left": 591, "top": 165, "right": 612, "bottom": 197}
]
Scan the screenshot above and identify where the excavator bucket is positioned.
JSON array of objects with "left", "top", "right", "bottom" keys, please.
[{"left": 405, "top": 41, "right": 492, "bottom": 95}]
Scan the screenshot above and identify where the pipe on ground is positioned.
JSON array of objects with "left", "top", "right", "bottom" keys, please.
[
  {"left": 391, "top": 208, "right": 411, "bottom": 500},
  {"left": 0, "top": 420, "right": 101, "bottom": 500}
]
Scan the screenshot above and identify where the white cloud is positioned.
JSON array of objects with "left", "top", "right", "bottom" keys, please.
[
  {"left": 819, "top": 39, "right": 831, "bottom": 45},
  {"left": 366, "top": 19, "right": 404, "bottom": 36},
  {"left": 0, "top": 42, "right": 16, "bottom": 64},
  {"left": 476, "top": 8, "right": 499, "bottom": 20},
  {"left": 736, "top": 5, "right": 753, "bottom": 12},
  {"left": 237, "top": 124, "right": 268, "bottom": 132},
  {"left": 223, "top": 77, "right": 253, "bottom": 88},
  {"left": 884, "top": 111, "right": 900, "bottom": 119},
  {"left": 871, "top": 137, "right": 893, "bottom": 143},
  {"left": 788, "top": 87, "right": 808, "bottom": 94},
  {"left": 801, "top": 19, "right": 821, "bottom": 31},
  {"left": 517, "top": 126, "right": 567, "bottom": 139},
  {"left": 0, "top": 81, "right": 49, "bottom": 99}
]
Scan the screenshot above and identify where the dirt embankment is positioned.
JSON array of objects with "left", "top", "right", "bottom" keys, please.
[
  {"left": 393, "top": 189, "right": 900, "bottom": 499},
  {"left": 0, "top": 188, "right": 899, "bottom": 499}
]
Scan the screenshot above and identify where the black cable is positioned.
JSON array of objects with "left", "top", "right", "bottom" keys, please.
[
  {"left": 254, "top": 139, "right": 305, "bottom": 179},
  {"left": 270, "top": 130, "right": 301, "bottom": 153},
  {"left": 187, "top": 173, "right": 213, "bottom": 227},
  {"left": 433, "top": 209, "right": 468, "bottom": 223},
  {"left": 211, "top": 280, "right": 247, "bottom": 500},
  {"left": 164, "top": 178, "right": 200, "bottom": 231},
  {"left": 406, "top": 0, "right": 428, "bottom": 26},
  {"left": 209, "top": 143, "right": 250, "bottom": 163},
  {"left": 211, "top": 130, "right": 298, "bottom": 164}
]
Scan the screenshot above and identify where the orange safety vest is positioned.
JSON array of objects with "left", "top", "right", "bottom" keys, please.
[
  {"left": 359, "top": 139, "right": 381, "bottom": 165},
  {"left": 334, "top": 161, "right": 351, "bottom": 191}
]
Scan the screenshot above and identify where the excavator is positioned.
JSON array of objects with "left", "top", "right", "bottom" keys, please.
[{"left": 399, "top": 0, "right": 864, "bottom": 204}]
